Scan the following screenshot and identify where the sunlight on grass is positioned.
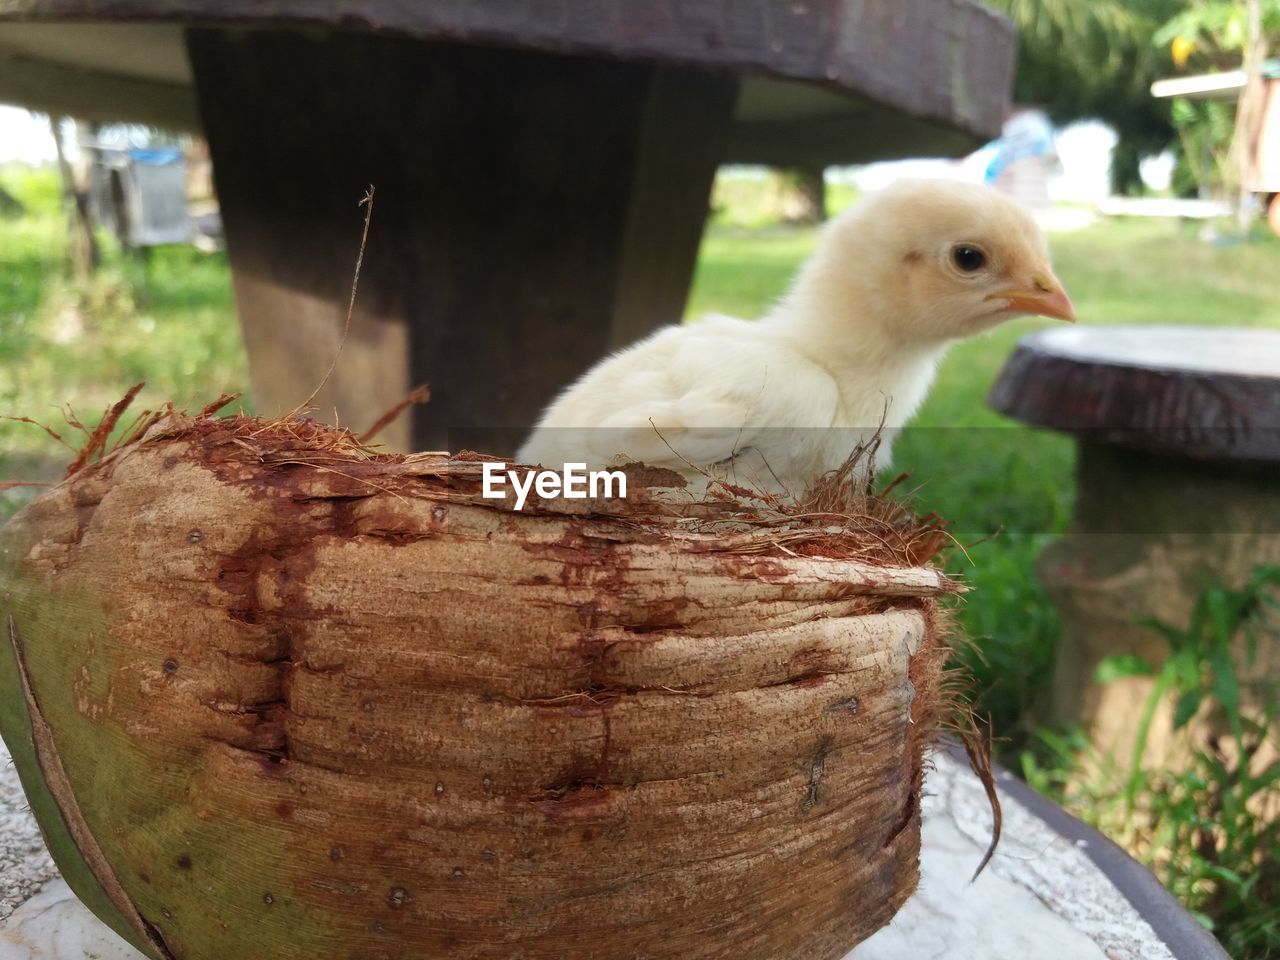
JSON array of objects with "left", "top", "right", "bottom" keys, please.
[{"left": 687, "top": 226, "right": 816, "bottom": 319}]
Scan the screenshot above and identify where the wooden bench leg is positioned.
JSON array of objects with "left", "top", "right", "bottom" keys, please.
[{"left": 187, "top": 29, "right": 736, "bottom": 454}]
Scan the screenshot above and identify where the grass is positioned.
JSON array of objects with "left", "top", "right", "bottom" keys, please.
[
  {"left": 1024, "top": 569, "right": 1280, "bottom": 959},
  {"left": 0, "top": 165, "right": 246, "bottom": 513},
  {"left": 3, "top": 165, "right": 1279, "bottom": 952}
]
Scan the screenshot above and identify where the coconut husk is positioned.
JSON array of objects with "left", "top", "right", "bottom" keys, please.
[{"left": 0, "top": 394, "right": 971, "bottom": 960}]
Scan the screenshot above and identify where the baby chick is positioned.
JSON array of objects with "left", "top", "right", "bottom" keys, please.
[{"left": 517, "top": 179, "right": 1075, "bottom": 494}]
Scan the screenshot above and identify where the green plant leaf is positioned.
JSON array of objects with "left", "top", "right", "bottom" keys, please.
[
  {"left": 1202, "top": 864, "right": 1245, "bottom": 887},
  {"left": 1208, "top": 645, "right": 1242, "bottom": 737},
  {"left": 1172, "top": 649, "right": 1201, "bottom": 692},
  {"left": 1202, "top": 585, "right": 1236, "bottom": 646},
  {"left": 1250, "top": 762, "right": 1280, "bottom": 791},
  {"left": 1188, "top": 909, "right": 1215, "bottom": 932},
  {"left": 1136, "top": 615, "right": 1189, "bottom": 650},
  {"left": 1173, "top": 688, "right": 1203, "bottom": 730}
]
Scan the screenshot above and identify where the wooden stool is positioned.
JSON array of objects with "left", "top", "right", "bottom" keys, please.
[{"left": 989, "top": 325, "right": 1280, "bottom": 755}]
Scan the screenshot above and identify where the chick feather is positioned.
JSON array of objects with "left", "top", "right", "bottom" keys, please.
[{"left": 517, "top": 179, "right": 1074, "bottom": 494}]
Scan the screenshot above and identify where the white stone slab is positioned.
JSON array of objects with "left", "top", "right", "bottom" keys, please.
[
  {"left": 0, "top": 750, "right": 55, "bottom": 924},
  {"left": 0, "top": 881, "right": 138, "bottom": 960},
  {"left": 851, "top": 756, "right": 1174, "bottom": 960}
]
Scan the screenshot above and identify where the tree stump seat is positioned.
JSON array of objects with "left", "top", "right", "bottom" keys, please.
[{"left": 988, "top": 325, "right": 1280, "bottom": 752}]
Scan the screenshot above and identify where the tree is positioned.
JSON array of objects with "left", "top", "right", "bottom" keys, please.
[
  {"left": 776, "top": 165, "right": 827, "bottom": 224},
  {"left": 48, "top": 115, "right": 99, "bottom": 279},
  {"left": 1155, "top": 0, "right": 1280, "bottom": 215}
]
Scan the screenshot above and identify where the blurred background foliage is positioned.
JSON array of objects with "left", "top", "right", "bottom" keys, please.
[
  {"left": 0, "top": 163, "right": 243, "bottom": 506},
  {"left": 987, "top": 0, "right": 1187, "bottom": 193},
  {"left": 987, "top": 0, "right": 1279, "bottom": 197}
]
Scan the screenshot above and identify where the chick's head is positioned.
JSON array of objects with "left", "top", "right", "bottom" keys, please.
[{"left": 816, "top": 179, "right": 1075, "bottom": 345}]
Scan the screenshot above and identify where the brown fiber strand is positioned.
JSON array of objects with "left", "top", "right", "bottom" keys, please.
[
  {"left": 358, "top": 384, "right": 430, "bottom": 444},
  {"left": 64, "top": 382, "right": 144, "bottom": 478},
  {"left": 290, "top": 186, "right": 375, "bottom": 420},
  {"left": 961, "top": 721, "right": 1002, "bottom": 881},
  {"left": 1, "top": 415, "right": 75, "bottom": 451},
  {"left": 197, "top": 393, "right": 243, "bottom": 418},
  {"left": 930, "top": 613, "right": 1002, "bottom": 879}
]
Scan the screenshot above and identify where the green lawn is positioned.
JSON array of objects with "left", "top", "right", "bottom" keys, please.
[{"left": 0, "top": 165, "right": 245, "bottom": 512}]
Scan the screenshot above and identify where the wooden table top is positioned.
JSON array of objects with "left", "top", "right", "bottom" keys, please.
[
  {"left": 989, "top": 326, "right": 1280, "bottom": 461},
  {"left": 0, "top": 0, "right": 1015, "bottom": 165}
]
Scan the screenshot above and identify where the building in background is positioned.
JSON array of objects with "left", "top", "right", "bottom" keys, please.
[
  {"left": 1151, "top": 59, "right": 1280, "bottom": 231},
  {"left": 983, "top": 108, "right": 1060, "bottom": 212},
  {"left": 86, "top": 143, "right": 190, "bottom": 250}
]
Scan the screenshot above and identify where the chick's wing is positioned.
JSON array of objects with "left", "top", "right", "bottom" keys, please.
[{"left": 580, "top": 318, "right": 839, "bottom": 469}]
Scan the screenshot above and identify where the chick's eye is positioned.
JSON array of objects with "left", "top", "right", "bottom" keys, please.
[{"left": 951, "top": 244, "right": 987, "bottom": 273}]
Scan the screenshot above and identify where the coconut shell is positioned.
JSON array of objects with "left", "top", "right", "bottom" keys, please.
[{"left": 0, "top": 410, "right": 957, "bottom": 960}]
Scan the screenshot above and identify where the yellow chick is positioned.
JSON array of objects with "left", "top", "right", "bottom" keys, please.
[{"left": 517, "top": 179, "right": 1075, "bottom": 494}]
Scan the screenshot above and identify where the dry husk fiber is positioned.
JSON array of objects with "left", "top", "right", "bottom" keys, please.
[{"left": 0, "top": 398, "right": 961, "bottom": 960}]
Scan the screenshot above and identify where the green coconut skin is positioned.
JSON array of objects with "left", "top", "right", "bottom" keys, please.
[
  {"left": 0, "top": 461, "right": 348, "bottom": 960},
  {"left": 0, "top": 530, "right": 331, "bottom": 960},
  {"left": 0, "top": 540, "right": 157, "bottom": 958}
]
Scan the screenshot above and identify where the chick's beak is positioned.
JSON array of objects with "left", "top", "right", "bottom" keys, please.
[{"left": 987, "top": 271, "right": 1076, "bottom": 322}]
